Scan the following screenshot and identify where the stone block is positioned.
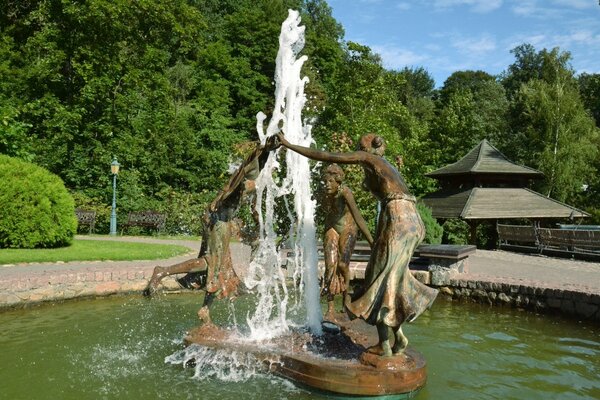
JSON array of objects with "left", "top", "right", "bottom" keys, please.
[
  {"left": 95, "top": 281, "right": 120, "bottom": 294},
  {"left": 411, "top": 270, "right": 430, "bottom": 285},
  {"left": 560, "top": 299, "right": 575, "bottom": 313},
  {"left": 0, "top": 293, "right": 22, "bottom": 306},
  {"left": 547, "top": 297, "right": 561, "bottom": 308},
  {"left": 575, "top": 302, "right": 598, "bottom": 318},
  {"left": 497, "top": 293, "right": 511, "bottom": 304},
  {"left": 439, "top": 287, "right": 453, "bottom": 296}
]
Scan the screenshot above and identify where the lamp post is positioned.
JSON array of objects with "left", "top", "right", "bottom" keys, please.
[{"left": 109, "top": 157, "right": 120, "bottom": 236}]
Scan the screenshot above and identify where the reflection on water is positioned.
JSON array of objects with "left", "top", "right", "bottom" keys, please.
[{"left": 0, "top": 294, "right": 598, "bottom": 400}]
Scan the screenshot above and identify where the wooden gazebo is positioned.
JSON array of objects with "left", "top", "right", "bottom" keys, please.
[{"left": 421, "top": 139, "right": 589, "bottom": 244}]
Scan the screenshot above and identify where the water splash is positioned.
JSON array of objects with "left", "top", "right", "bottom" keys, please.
[
  {"left": 166, "top": 344, "right": 264, "bottom": 382},
  {"left": 244, "top": 9, "right": 322, "bottom": 338}
]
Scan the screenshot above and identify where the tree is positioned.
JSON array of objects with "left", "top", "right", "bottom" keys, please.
[
  {"left": 578, "top": 73, "right": 600, "bottom": 127},
  {"left": 430, "top": 70, "right": 509, "bottom": 168},
  {"left": 507, "top": 47, "right": 599, "bottom": 204}
]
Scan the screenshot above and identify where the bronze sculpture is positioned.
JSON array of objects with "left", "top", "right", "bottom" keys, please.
[
  {"left": 319, "top": 163, "right": 373, "bottom": 320},
  {"left": 143, "top": 138, "right": 277, "bottom": 323},
  {"left": 276, "top": 132, "right": 438, "bottom": 357}
]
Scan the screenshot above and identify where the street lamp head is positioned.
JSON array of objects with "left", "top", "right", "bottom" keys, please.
[{"left": 111, "top": 157, "right": 121, "bottom": 175}]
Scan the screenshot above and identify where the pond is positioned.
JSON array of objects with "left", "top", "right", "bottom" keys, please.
[{"left": 1, "top": 294, "right": 598, "bottom": 399}]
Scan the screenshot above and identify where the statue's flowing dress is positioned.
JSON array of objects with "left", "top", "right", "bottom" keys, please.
[{"left": 346, "top": 194, "right": 438, "bottom": 327}]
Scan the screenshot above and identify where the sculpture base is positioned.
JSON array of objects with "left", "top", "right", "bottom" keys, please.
[{"left": 184, "top": 317, "right": 427, "bottom": 397}]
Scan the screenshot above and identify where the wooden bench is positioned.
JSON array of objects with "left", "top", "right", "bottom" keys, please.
[
  {"left": 121, "top": 210, "right": 166, "bottom": 234},
  {"left": 497, "top": 224, "right": 539, "bottom": 252},
  {"left": 538, "top": 228, "right": 600, "bottom": 254},
  {"left": 75, "top": 209, "right": 96, "bottom": 234}
]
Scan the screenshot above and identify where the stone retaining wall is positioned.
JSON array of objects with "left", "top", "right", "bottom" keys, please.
[
  {"left": 435, "top": 278, "right": 600, "bottom": 321},
  {"left": 0, "top": 267, "right": 181, "bottom": 309}
]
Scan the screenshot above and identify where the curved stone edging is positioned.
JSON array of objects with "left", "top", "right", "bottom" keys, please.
[
  {"left": 0, "top": 266, "right": 183, "bottom": 309},
  {"left": 434, "top": 278, "right": 600, "bottom": 322}
]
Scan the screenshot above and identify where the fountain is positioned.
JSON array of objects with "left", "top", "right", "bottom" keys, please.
[
  {"left": 1, "top": 13, "right": 599, "bottom": 400},
  {"left": 177, "top": 9, "right": 435, "bottom": 397}
]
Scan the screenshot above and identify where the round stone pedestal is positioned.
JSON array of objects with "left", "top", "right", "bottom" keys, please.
[{"left": 184, "top": 320, "right": 427, "bottom": 397}]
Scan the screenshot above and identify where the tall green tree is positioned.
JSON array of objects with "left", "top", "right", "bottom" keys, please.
[
  {"left": 431, "top": 70, "right": 509, "bottom": 168},
  {"left": 578, "top": 73, "right": 600, "bottom": 127},
  {"left": 505, "top": 46, "right": 599, "bottom": 204}
]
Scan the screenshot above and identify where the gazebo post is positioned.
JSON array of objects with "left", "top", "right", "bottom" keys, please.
[{"left": 468, "top": 221, "right": 478, "bottom": 246}]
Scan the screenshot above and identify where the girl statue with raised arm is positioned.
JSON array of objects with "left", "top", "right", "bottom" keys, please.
[{"left": 276, "top": 133, "right": 438, "bottom": 357}]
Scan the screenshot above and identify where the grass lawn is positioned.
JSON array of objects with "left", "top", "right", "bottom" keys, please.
[{"left": 0, "top": 239, "right": 192, "bottom": 265}]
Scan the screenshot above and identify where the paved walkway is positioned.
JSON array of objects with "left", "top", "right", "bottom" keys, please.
[
  {"left": 466, "top": 249, "right": 600, "bottom": 295},
  {"left": 0, "top": 236, "right": 598, "bottom": 310}
]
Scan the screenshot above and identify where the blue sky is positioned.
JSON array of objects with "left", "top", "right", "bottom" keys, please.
[{"left": 326, "top": 0, "right": 600, "bottom": 87}]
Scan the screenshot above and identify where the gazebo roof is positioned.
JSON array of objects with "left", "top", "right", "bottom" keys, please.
[
  {"left": 421, "top": 188, "right": 590, "bottom": 220},
  {"left": 425, "top": 139, "right": 543, "bottom": 179}
]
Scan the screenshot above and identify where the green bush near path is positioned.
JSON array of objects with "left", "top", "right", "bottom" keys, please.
[
  {"left": 0, "top": 155, "right": 77, "bottom": 248},
  {"left": 0, "top": 240, "right": 191, "bottom": 265}
]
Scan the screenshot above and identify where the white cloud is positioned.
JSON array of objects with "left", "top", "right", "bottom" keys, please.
[
  {"left": 551, "top": 0, "right": 595, "bottom": 10},
  {"left": 396, "top": 2, "right": 411, "bottom": 10},
  {"left": 371, "top": 45, "right": 430, "bottom": 69},
  {"left": 505, "top": 33, "right": 547, "bottom": 50},
  {"left": 452, "top": 35, "right": 497, "bottom": 55},
  {"left": 510, "top": 0, "right": 594, "bottom": 18},
  {"left": 433, "top": 0, "right": 503, "bottom": 13},
  {"left": 511, "top": 0, "right": 538, "bottom": 16},
  {"left": 555, "top": 30, "right": 600, "bottom": 47}
]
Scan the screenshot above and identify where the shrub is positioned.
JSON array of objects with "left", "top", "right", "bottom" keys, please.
[
  {"left": 0, "top": 155, "right": 77, "bottom": 248},
  {"left": 156, "top": 188, "right": 212, "bottom": 236},
  {"left": 442, "top": 219, "right": 470, "bottom": 245},
  {"left": 417, "top": 202, "right": 443, "bottom": 244}
]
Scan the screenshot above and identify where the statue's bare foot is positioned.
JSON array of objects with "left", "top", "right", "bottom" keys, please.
[
  {"left": 392, "top": 339, "right": 408, "bottom": 354},
  {"left": 392, "top": 328, "right": 408, "bottom": 354},
  {"left": 366, "top": 342, "right": 392, "bottom": 357}
]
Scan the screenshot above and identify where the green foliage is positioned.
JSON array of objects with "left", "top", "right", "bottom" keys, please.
[
  {"left": 417, "top": 202, "right": 443, "bottom": 244},
  {"left": 441, "top": 219, "right": 470, "bottom": 245},
  {"left": 578, "top": 73, "right": 600, "bottom": 127},
  {"left": 0, "top": 155, "right": 77, "bottom": 248},
  {"left": 156, "top": 189, "right": 213, "bottom": 236},
  {"left": 431, "top": 70, "right": 509, "bottom": 168},
  {"left": 2, "top": 2, "right": 600, "bottom": 248},
  {"left": 503, "top": 47, "right": 599, "bottom": 205}
]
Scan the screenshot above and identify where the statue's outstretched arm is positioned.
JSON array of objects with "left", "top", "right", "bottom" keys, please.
[
  {"left": 277, "top": 133, "right": 363, "bottom": 164},
  {"left": 342, "top": 187, "right": 374, "bottom": 246}
]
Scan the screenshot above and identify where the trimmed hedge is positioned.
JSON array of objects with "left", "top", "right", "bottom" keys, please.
[{"left": 0, "top": 155, "right": 77, "bottom": 248}]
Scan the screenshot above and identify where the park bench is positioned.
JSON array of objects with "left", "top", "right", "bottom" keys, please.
[
  {"left": 121, "top": 210, "right": 166, "bottom": 234},
  {"left": 497, "top": 223, "right": 600, "bottom": 260},
  {"left": 497, "top": 224, "right": 539, "bottom": 252},
  {"left": 75, "top": 209, "right": 96, "bottom": 234},
  {"left": 537, "top": 227, "right": 600, "bottom": 255}
]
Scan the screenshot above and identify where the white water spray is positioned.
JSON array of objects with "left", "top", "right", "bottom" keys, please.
[{"left": 244, "top": 9, "right": 322, "bottom": 338}]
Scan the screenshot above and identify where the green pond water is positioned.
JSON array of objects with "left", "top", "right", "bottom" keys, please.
[{"left": 0, "top": 294, "right": 598, "bottom": 400}]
